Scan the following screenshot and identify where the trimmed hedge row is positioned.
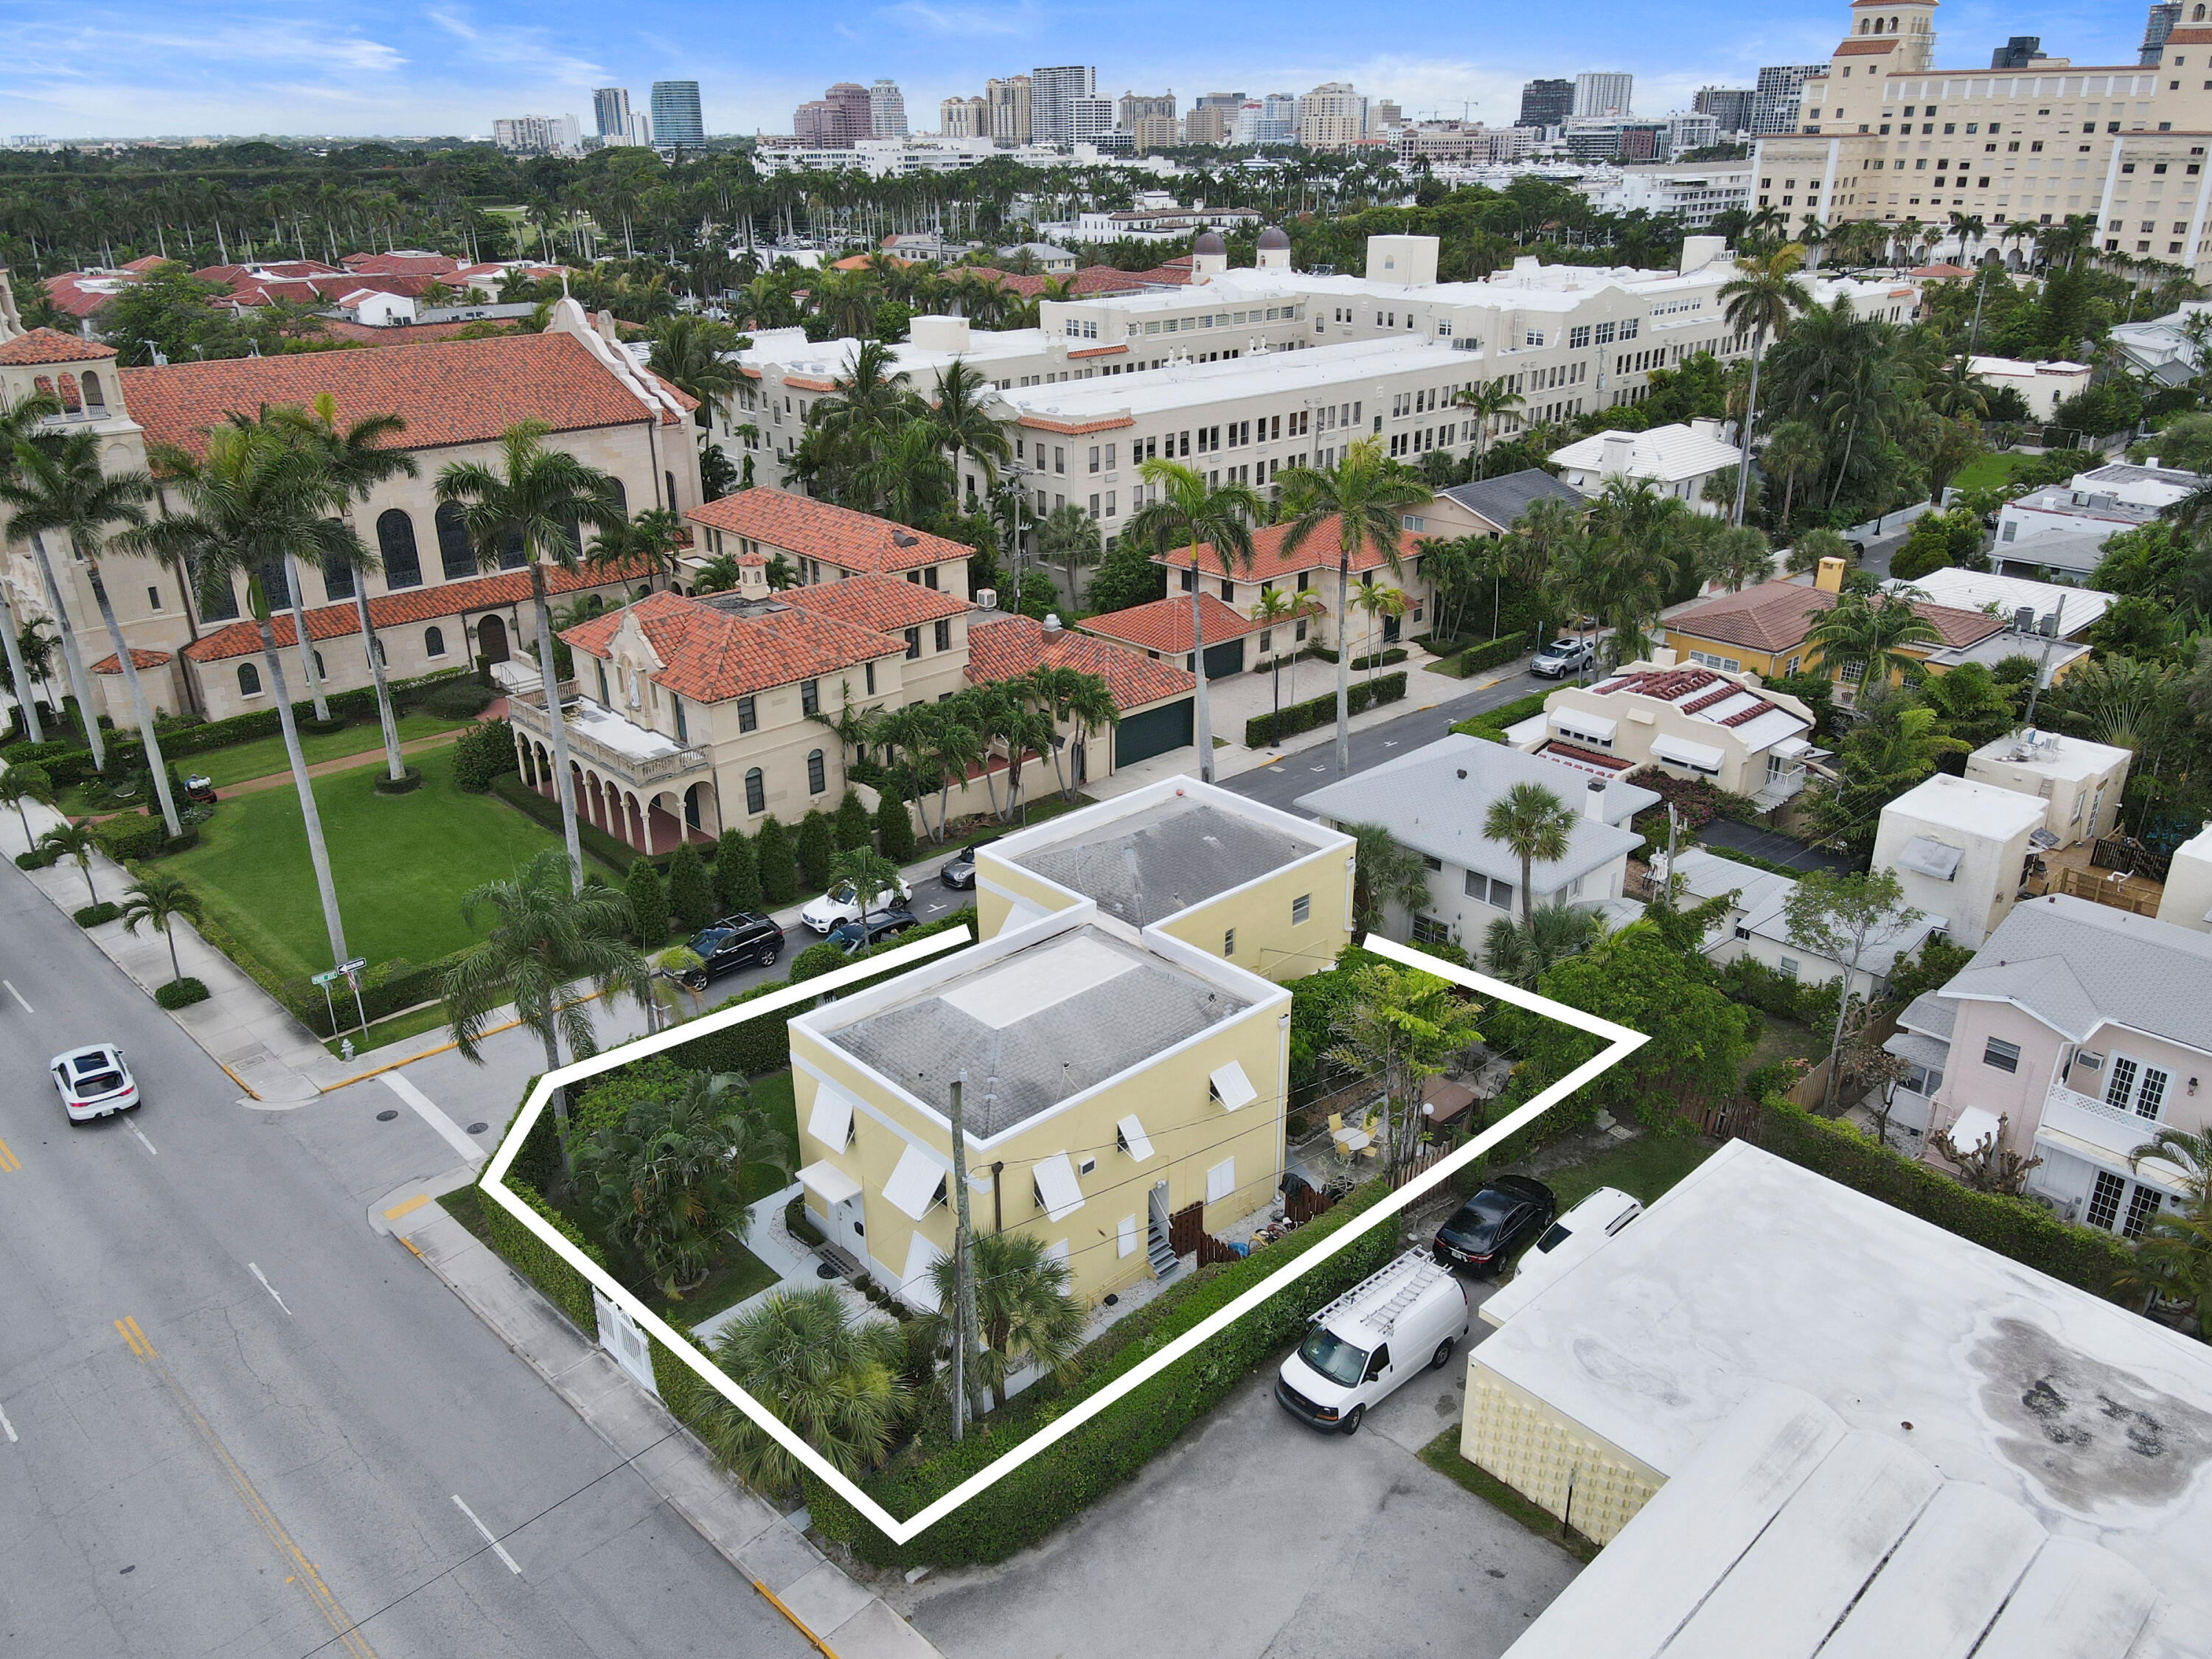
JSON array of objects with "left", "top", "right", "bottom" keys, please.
[
  {"left": 805, "top": 1178, "right": 1403, "bottom": 1567},
  {"left": 477, "top": 1175, "right": 610, "bottom": 1334},
  {"left": 1753, "top": 1093, "right": 2138, "bottom": 1297},
  {"left": 1452, "top": 689, "right": 1548, "bottom": 743},
  {"left": 491, "top": 773, "right": 669, "bottom": 875},
  {"left": 1244, "top": 671, "right": 1408, "bottom": 748},
  {"left": 1455, "top": 630, "right": 1534, "bottom": 676}
]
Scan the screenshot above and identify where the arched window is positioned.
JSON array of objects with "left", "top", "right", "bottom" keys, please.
[
  {"left": 664, "top": 470, "right": 678, "bottom": 511},
  {"left": 313, "top": 651, "right": 326, "bottom": 679},
  {"left": 807, "top": 749, "right": 826, "bottom": 794},
  {"left": 500, "top": 525, "right": 528, "bottom": 570},
  {"left": 611, "top": 477, "right": 628, "bottom": 516},
  {"left": 324, "top": 552, "right": 355, "bottom": 602},
  {"left": 55, "top": 373, "right": 80, "bottom": 413},
  {"left": 744, "top": 768, "right": 765, "bottom": 815},
  {"left": 198, "top": 560, "right": 239, "bottom": 622},
  {"left": 237, "top": 661, "right": 262, "bottom": 698},
  {"left": 435, "top": 501, "right": 474, "bottom": 580},
  {"left": 373, "top": 637, "right": 387, "bottom": 666},
  {"left": 378, "top": 509, "right": 422, "bottom": 589},
  {"left": 425, "top": 625, "right": 445, "bottom": 658},
  {"left": 2197, "top": 4, "right": 2207, "bottom": 20},
  {"left": 81, "top": 370, "right": 105, "bottom": 411}
]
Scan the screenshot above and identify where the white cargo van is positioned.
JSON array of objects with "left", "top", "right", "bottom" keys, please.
[{"left": 1275, "top": 1250, "right": 1471, "bottom": 1435}]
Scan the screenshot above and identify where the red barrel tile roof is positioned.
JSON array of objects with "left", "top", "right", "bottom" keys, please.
[
  {"left": 964, "top": 613, "right": 1193, "bottom": 709},
  {"left": 0, "top": 329, "right": 120, "bottom": 366},
  {"left": 687, "top": 489, "right": 971, "bottom": 575},
  {"left": 560, "top": 588, "right": 901, "bottom": 702},
  {"left": 1079, "top": 591, "right": 1265, "bottom": 654}
]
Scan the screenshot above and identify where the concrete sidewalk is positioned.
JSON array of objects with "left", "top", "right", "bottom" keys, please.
[{"left": 396, "top": 1202, "right": 941, "bottom": 1659}]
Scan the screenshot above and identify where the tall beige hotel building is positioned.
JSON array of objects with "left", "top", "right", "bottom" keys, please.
[{"left": 1753, "top": 0, "right": 2212, "bottom": 279}]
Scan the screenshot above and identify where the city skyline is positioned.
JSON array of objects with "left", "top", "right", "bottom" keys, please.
[{"left": 0, "top": 0, "right": 2157, "bottom": 141}]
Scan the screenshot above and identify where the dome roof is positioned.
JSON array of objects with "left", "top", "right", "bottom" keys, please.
[
  {"left": 1257, "top": 226, "right": 1290, "bottom": 250},
  {"left": 1192, "top": 230, "right": 1228, "bottom": 256}
]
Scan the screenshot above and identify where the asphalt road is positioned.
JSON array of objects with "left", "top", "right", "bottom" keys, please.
[
  {"left": 0, "top": 864, "right": 812, "bottom": 1659},
  {"left": 1225, "top": 664, "right": 1548, "bottom": 815}
]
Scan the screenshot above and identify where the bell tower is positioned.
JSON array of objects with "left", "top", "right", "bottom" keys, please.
[{"left": 1842, "top": 0, "right": 1938, "bottom": 72}]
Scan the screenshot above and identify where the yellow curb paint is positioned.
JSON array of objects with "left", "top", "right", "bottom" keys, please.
[
  {"left": 752, "top": 1580, "right": 842, "bottom": 1659},
  {"left": 382, "top": 1193, "right": 431, "bottom": 1222}
]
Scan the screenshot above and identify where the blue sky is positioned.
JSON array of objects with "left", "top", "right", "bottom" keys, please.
[{"left": 0, "top": 0, "right": 2166, "bottom": 140}]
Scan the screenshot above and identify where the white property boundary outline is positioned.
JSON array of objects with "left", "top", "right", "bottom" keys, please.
[{"left": 481, "top": 926, "right": 1646, "bottom": 1544}]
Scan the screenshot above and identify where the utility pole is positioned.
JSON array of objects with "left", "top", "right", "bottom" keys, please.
[
  {"left": 2023, "top": 593, "right": 2065, "bottom": 728},
  {"left": 1664, "top": 802, "right": 1680, "bottom": 901},
  {"left": 948, "top": 1074, "right": 984, "bottom": 1439}
]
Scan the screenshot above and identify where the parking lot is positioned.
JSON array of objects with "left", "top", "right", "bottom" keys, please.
[{"left": 890, "top": 1290, "right": 1581, "bottom": 1659}]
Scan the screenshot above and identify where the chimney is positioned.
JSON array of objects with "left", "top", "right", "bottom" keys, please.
[
  {"left": 2147, "top": 455, "right": 2161, "bottom": 470},
  {"left": 1689, "top": 417, "right": 1719, "bottom": 444},
  {"left": 1042, "top": 612, "right": 1063, "bottom": 637},
  {"left": 1815, "top": 556, "right": 1846, "bottom": 594},
  {"left": 1584, "top": 777, "right": 1609, "bottom": 820},
  {"left": 1599, "top": 430, "right": 1637, "bottom": 479}
]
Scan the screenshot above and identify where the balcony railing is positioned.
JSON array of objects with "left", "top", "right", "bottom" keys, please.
[
  {"left": 509, "top": 692, "right": 711, "bottom": 787},
  {"left": 2035, "top": 1077, "right": 2163, "bottom": 1167}
]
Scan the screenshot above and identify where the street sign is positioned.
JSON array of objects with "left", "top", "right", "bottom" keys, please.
[{"left": 312, "top": 958, "right": 368, "bottom": 986}]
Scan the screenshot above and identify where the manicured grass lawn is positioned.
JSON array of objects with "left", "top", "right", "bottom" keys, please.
[
  {"left": 745, "top": 1068, "right": 800, "bottom": 1202},
  {"left": 1537, "top": 1130, "right": 1719, "bottom": 1214},
  {"left": 164, "top": 745, "right": 619, "bottom": 982},
  {"left": 190, "top": 710, "right": 472, "bottom": 788},
  {"left": 1950, "top": 451, "right": 2036, "bottom": 494},
  {"left": 324, "top": 998, "right": 470, "bottom": 1058}
]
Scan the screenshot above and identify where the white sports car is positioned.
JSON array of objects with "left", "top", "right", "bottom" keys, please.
[
  {"left": 800, "top": 875, "right": 915, "bottom": 934},
  {"left": 51, "top": 1043, "right": 140, "bottom": 1122}
]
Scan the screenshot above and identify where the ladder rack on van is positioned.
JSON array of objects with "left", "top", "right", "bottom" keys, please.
[{"left": 1310, "top": 1248, "right": 1451, "bottom": 1337}]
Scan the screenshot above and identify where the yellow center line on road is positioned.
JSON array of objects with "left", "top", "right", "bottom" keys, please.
[
  {"left": 0, "top": 1134, "right": 19, "bottom": 1173},
  {"left": 116, "top": 1315, "right": 380, "bottom": 1659}
]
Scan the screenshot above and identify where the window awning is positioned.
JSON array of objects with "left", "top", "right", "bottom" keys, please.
[
  {"left": 1652, "top": 734, "right": 1726, "bottom": 772},
  {"left": 806, "top": 1084, "right": 855, "bottom": 1150},
  {"left": 900, "top": 1231, "right": 947, "bottom": 1312},
  {"left": 1551, "top": 711, "right": 1618, "bottom": 743},
  {"left": 1770, "top": 736, "right": 1813, "bottom": 759},
  {"left": 1209, "top": 1059, "right": 1258, "bottom": 1111},
  {"left": 1116, "top": 1113, "right": 1156, "bottom": 1162},
  {"left": 1032, "top": 1151, "right": 1085, "bottom": 1222},
  {"left": 1896, "top": 835, "right": 1964, "bottom": 880},
  {"left": 796, "top": 1159, "right": 862, "bottom": 1206},
  {"left": 883, "top": 1141, "right": 949, "bottom": 1221}
]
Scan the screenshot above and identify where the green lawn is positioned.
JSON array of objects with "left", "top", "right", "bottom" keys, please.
[
  {"left": 1537, "top": 1131, "right": 1720, "bottom": 1214},
  {"left": 1419, "top": 1429, "right": 1600, "bottom": 1562},
  {"left": 1950, "top": 451, "right": 2036, "bottom": 494},
  {"left": 164, "top": 745, "right": 616, "bottom": 982},
  {"left": 189, "top": 710, "right": 473, "bottom": 788},
  {"left": 745, "top": 1069, "right": 800, "bottom": 1200}
]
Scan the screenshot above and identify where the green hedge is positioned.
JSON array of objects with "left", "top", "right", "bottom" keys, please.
[
  {"left": 1452, "top": 689, "right": 1548, "bottom": 743},
  {"left": 1753, "top": 1093, "right": 2138, "bottom": 1297},
  {"left": 1349, "top": 647, "right": 1408, "bottom": 672},
  {"left": 477, "top": 1175, "right": 610, "bottom": 1333},
  {"left": 1458, "top": 631, "right": 1534, "bottom": 675},
  {"left": 805, "top": 1179, "right": 1403, "bottom": 1567},
  {"left": 1245, "top": 671, "right": 1407, "bottom": 748},
  {"left": 491, "top": 773, "right": 669, "bottom": 874}
]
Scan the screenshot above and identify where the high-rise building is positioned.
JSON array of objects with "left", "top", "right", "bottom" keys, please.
[
  {"left": 492, "top": 114, "right": 581, "bottom": 155},
  {"left": 1070, "top": 95, "right": 1118, "bottom": 144},
  {"left": 1297, "top": 83, "right": 1367, "bottom": 150},
  {"left": 1029, "top": 65, "right": 1096, "bottom": 143},
  {"left": 1368, "top": 100, "right": 1403, "bottom": 133},
  {"left": 940, "top": 95, "right": 987, "bottom": 138},
  {"left": 592, "top": 87, "right": 632, "bottom": 140},
  {"left": 1260, "top": 93, "right": 1297, "bottom": 142},
  {"left": 627, "top": 111, "right": 653, "bottom": 147},
  {"left": 1749, "top": 63, "right": 1824, "bottom": 135},
  {"left": 1130, "top": 113, "right": 1180, "bottom": 153},
  {"left": 870, "top": 79, "right": 908, "bottom": 137},
  {"left": 1694, "top": 86, "right": 1757, "bottom": 133},
  {"left": 2143, "top": 1, "right": 2184, "bottom": 66},
  {"left": 987, "top": 75, "right": 1032, "bottom": 144},
  {"left": 1989, "top": 35, "right": 2042, "bottom": 68},
  {"left": 1517, "top": 77, "right": 1573, "bottom": 128},
  {"left": 1185, "top": 102, "right": 1235, "bottom": 145},
  {"left": 1573, "top": 72, "right": 1633, "bottom": 119},
  {"left": 795, "top": 81, "right": 872, "bottom": 147},
  {"left": 650, "top": 80, "right": 705, "bottom": 149},
  {"left": 1119, "top": 91, "right": 1176, "bottom": 126}
]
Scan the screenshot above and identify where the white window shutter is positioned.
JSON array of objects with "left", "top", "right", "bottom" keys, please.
[{"left": 1118, "top": 1214, "right": 1138, "bottom": 1258}]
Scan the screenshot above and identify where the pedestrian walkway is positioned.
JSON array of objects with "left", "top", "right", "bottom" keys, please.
[
  {"left": 219, "top": 723, "right": 471, "bottom": 795},
  {"left": 693, "top": 1181, "right": 883, "bottom": 1342},
  {"left": 395, "top": 1202, "right": 941, "bottom": 1659}
]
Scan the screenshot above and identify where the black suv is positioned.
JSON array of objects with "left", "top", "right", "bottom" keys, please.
[
  {"left": 678, "top": 913, "right": 784, "bottom": 989},
  {"left": 1433, "top": 1175, "right": 1557, "bottom": 1277}
]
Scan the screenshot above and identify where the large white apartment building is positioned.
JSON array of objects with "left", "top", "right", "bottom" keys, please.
[
  {"left": 1753, "top": 0, "right": 2212, "bottom": 277},
  {"left": 1577, "top": 159, "right": 1758, "bottom": 225}
]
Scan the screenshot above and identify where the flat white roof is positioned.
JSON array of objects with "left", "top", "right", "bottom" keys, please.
[
  {"left": 1888, "top": 566, "right": 2114, "bottom": 634},
  {"left": 1972, "top": 728, "right": 2134, "bottom": 783},
  {"left": 1880, "top": 772, "right": 2049, "bottom": 838},
  {"left": 998, "top": 333, "right": 1472, "bottom": 425},
  {"left": 1474, "top": 1141, "right": 2212, "bottom": 1616}
]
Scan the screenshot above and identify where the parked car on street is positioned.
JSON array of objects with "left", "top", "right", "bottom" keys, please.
[
  {"left": 801, "top": 875, "right": 915, "bottom": 934},
  {"left": 675, "top": 913, "right": 784, "bottom": 989},
  {"left": 1275, "top": 1250, "right": 1470, "bottom": 1435},
  {"left": 1433, "top": 1175, "right": 1557, "bottom": 1276},
  {"left": 1529, "top": 636, "right": 1596, "bottom": 679},
  {"left": 939, "top": 849, "right": 978, "bottom": 890},
  {"left": 826, "top": 908, "right": 919, "bottom": 953},
  {"left": 50, "top": 1043, "right": 139, "bottom": 1122}
]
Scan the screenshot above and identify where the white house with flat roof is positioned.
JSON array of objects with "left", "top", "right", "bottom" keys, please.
[
  {"left": 1547, "top": 420, "right": 1743, "bottom": 512},
  {"left": 1295, "top": 735, "right": 1655, "bottom": 956},
  {"left": 1966, "top": 353, "right": 2093, "bottom": 420},
  {"left": 1885, "top": 565, "right": 2113, "bottom": 641},
  {"left": 1872, "top": 773, "right": 2048, "bottom": 947},
  {"left": 1463, "top": 1138, "right": 2212, "bottom": 1639},
  {"left": 2156, "top": 822, "right": 2212, "bottom": 934},
  {"left": 1966, "top": 727, "right": 2132, "bottom": 851}
]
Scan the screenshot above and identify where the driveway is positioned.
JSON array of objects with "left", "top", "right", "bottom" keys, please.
[
  {"left": 890, "top": 1296, "right": 1579, "bottom": 1659},
  {"left": 1697, "top": 816, "right": 1860, "bottom": 874}
]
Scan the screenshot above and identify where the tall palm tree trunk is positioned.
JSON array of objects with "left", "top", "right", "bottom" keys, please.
[
  {"left": 0, "top": 585, "right": 43, "bottom": 742},
  {"left": 529, "top": 563, "right": 585, "bottom": 893},
  {"left": 352, "top": 586, "right": 405, "bottom": 782},
  {"left": 1186, "top": 552, "right": 1215, "bottom": 784},
  {"left": 85, "top": 560, "right": 181, "bottom": 837},
  {"left": 1731, "top": 339, "right": 1764, "bottom": 527},
  {"left": 283, "top": 554, "right": 330, "bottom": 723},
  {"left": 164, "top": 923, "right": 181, "bottom": 985},
  {"left": 257, "top": 618, "right": 348, "bottom": 968},
  {"left": 1333, "top": 554, "right": 1352, "bottom": 773},
  {"left": 1520, "top": 850, "right": 1535, "bottom": 927},
  {"left": 28, "top": 532, "right": 105, "bottom": 768}
]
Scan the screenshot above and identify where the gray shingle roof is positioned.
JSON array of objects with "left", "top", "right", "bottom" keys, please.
[
  {"left": 1438, "top": 468, "right": 1587, "bottom": 532},
  {"left": 1938, "top": 894, "right": 2212, "bottom": 1048},
  {"left": 1295, "top": 735, "right": 1655, "bottom": 889}
]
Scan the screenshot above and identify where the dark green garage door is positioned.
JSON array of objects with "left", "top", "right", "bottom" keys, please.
[
  {"left": 1115, "top": 697, "right": 1194, "bottom": 767},
  {"left": 1201, "top": 637, "right": 1246, "bottom": 679}
]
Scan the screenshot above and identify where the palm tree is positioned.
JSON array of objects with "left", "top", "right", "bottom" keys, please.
[
  {"left": 118, "top": 868, "right": 203, "bottom": 987},
  {"left": 1344, "top": 819, "right": 1430, "bottom": 937},
  {"left": 133, "top": 417, "right": 356, "bottom": 967},
  {"left": 1481, "top": 902, "right": 1598, "bottom": 987},
  {"left": 1719, "top": 248, "right": 1813, "bottom": 525},
  {"left": 931, "top": 358, "right": 1012, "bottom": 496},
  {"left": 1324, "top": 961, "right": 1485, "bottom": 1180},
  {"left": 0, "top": 391, "right": 60, "bottom": 744},
  {"left": 1482, "top": 781, "right": 1576, "bottom": 928},
  {"left": 848, "top": 419, "right": 955, "bottom": 525},
  {"left": 587, "top": 506, "right": 686, "bottom": 592},
  {"left": 1583, "top": 477, "right": 1693, "bottom": 663},
  {"left": 1034, "top": 501, "right": 1102, "bottom": 610},
  {"left": 1022, "top": 665, "right": 1117, "bottom": 799},
  {"left": 646, "top": 316, "right": 740, "bottom": 431},
  {"left": 441, "top": 846, "right": 651, "bottom": 1166},
  {"left": 1275, "top": 439, "right": 1430, "bottom": 772},
  {"left": 1804, "top": 590, "right": 1943, "bottom": 692},
  {"left": 39, "top": 820, "right": 100, "bottom": 906},
  {"left": 699, "top": 1287, "right": 908, "bottom": 1498},
  {"left": 0, "top": 761, "right": 53, "bottom": 847},
  {"left": 1349, "top": 583, "right": 1408, "bottom": 678},
  {"left": 1947, "top": 210, "right": 1986, "bottom": 266},
  {"left": 1451, "top": 380, "right": 1525, "bottom": 478},
  {"left": 1124, "top": 459, "right": 1265, "bottom": 784},
  {"left": 921, "top": 1228, "right": 1086, "bottom": 1411},
  {"left": 273, "top": 397, "right": 410, "bottom": 784},
  {"left": 1761, "top": 420, "right": 1826, "bottom": 529},
  {"left": 1250, "top": 586, "right": 1303, "bottom": 738},
  {"left": 0, "top": 434, "right": 183, "bottom": 837},
  {"left": 437, "top": 421, "right": 625, "bottom": 892},
  {"left": 1697, "top": 525, "right": 1775, "bottom": 593}
]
